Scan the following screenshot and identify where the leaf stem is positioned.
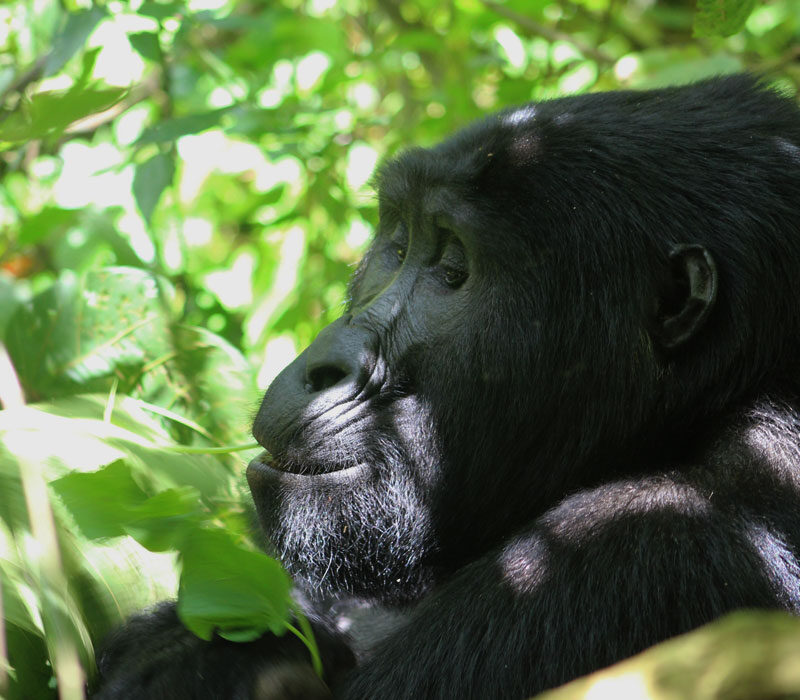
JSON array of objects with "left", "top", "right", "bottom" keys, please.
[
  {"left": 287, "top": 601, "right": 324, "bottom": 678},
  {"left": 161, "top": 442, "right": 261, "bottom": 454}
]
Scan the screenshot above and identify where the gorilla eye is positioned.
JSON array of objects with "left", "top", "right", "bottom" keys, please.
[
  {"left": 389, "top": 223, "right": 409, "bottom": 266},
  {"left": 443, "top": 267, "right": 467, "bottom": 287},
  {"left": 439, "top": 238, "right": 468, "bottom": 289}
]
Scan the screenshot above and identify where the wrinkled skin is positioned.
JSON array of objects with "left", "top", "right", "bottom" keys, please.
[{"left": 95, "top": 76, "right": 800, "bottom": 699}]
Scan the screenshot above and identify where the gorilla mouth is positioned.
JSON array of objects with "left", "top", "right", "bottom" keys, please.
[{"left": 246, "top": 450, "right": 370, "bottom": 487}]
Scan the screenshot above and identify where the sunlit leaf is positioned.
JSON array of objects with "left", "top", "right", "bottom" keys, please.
[
  {"left": 136, "top": 109, "right": 233, "bottom": 145},
  {"left": 137, "top": 0, "right": 183, "bottom": 20},
  {"left": 694, "top": 0, "right": 758, "bottom": 36},
  {"left": 1, "top": 395, "right": 234, "bottom": 528},
  {"left": 128, "top": 32, "right": 161, "bottom": 62},
  {"left": 52, "top": 460, "right": 148, "bottom": 539},
  {"left": 53, "top": 459, "right": 202, "bottom": 550},
  {"left": 162, "top": 325, "right": 258, "bottom": 440},
  {"left": 134, "top": 152, "right": 176, "bottom": 224},
  {"left": 0, "top": 86, "right": 126, "bottom": 145},
  {"left": 43, "top": 6, "right": 107, "bottom": 77},
  {"left": 18, "top": 206, "right": 79, "bottom": 246},
  {"left": 123, "top": 487, "right": 201, "bottom": 552},
  {"left": 4, "top": 267, "right": 174, "bottom": 400},
  {"left": 178, "top": 528, "right": 293, "bottom": 641}
]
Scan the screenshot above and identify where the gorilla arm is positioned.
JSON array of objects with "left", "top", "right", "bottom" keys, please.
[{"left": 338, "top": 474, "right": 784, "bottom": 700}]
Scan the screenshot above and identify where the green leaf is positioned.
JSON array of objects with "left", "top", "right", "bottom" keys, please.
[
  {"left": 51, "top": 460, "right": 148, "bottom": 539},
  {"left": 0, "top": 404, "right": 128, "bottom": 477},
  {"left": 124, "top": 487, "right": 202, "bottom": 552},
  {"left": 4, "top": 271, "right": 82, "bottom": 397},
  {"left": 4, "top": 267, "right": 174, "bottom": 399},
  {"left": 0, "top": 86, "right": 126, "bottom": 144},
  {"left": 3, "top": 623, "right": 52, "bottom": 699},
  {"left": 136, "top": 109, "right": 232, "bottom": 145},
  {"left": 18, "top": 206, "right": 79, "bottom": 246},
  {"left": 219, "top": 628, "right": 264, "bottom": 642},
  {"left": 0, "top": 272, "right": 22, "bottom": 339},
  {"left": 137, "top": 1, "right": 183, "bottom": 19},
  {"left": 133, "top": 152, "right": 175, "bottom": 223},
  {"left": 158, "top": 325, "right": 258, "bottom": 444},
  {"left": 4, "top": 266, "right": 256, "bottom": 441},
  {"left": 0, "top": 396, "right": 232, "bottom": 500},
  {"left": 178, "top": 528, "right": 293, "bottom": 641},
  {"left": 1, "top": 551, "right": 42, "bottom": 635},
  {"left": 72, "top": 47, "right": 103, "bottom": 93},
  {"left": 694, "top": 0, "right": 758, "bottom": 37},
  {"left": 49, "top": 208, "right": 144, "bottom": 271},
  {"left": 54, "top": 462, "right": 201, "bottom": 549},
  {"left": 128, "top": 32, "right": 162, "bottom": 62},
  {"left": 44, "top": 6, "right": 107, "bottom": 77},
  {"left": 34, "top": 394, "right": 171, "bottom": 442}
]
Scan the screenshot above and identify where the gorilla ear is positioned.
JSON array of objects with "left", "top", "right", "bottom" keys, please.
[{"left": 653, "top": 244, "right": 718, "bottom": 351}]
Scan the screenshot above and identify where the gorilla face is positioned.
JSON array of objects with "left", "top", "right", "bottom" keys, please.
[
  {"left": 248, "top": 158, "right": 543, "bottom": 601},
  {"left": 248, "top": 83, "right": 750, "bottom": 605},
  {"left": 248, "top": 180, "right": 488, "bottom": 601}
]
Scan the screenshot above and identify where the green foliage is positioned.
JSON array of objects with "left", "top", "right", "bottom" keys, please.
[
  {"left": 0, "top": 0, "right": 796, "bottom": 696},
  {"left": 0, "top": 85, "right": 125, "bottom": 144},
  {"left": 133, "top": 152, "right": 176, "bottom": 223},
  {"left": 695, "top": 0, "right": 760, "bottom": 38},
  {"left": 0, "top": 392, "right": 311, "bottom": 698},
  {"left": 44, "top": 7, "right": 107, "bottom": 77},
  {"left": 178, "top": 528, "right": 292, "bottom": 643}
]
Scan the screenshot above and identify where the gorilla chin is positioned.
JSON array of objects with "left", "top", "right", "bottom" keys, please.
[{"left": 247, "top": 426, "right": 437, "bottom": 604}]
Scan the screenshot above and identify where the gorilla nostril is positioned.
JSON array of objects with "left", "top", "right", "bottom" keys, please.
[{"left": 306, "top": 365, "right": 349, "bottom": 393}]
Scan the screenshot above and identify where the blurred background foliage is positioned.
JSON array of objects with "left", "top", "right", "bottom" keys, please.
[{"left": 0, "top": 0, "right": 798, "bottom": 697}]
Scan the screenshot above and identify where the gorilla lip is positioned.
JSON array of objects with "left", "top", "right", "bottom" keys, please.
[{"left": 246, "top": 451, "right": 369, "bottom": 486}]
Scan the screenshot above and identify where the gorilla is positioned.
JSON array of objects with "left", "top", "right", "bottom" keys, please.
[{"left": 96, "top": 75, "right": 800, "bottom": 699}]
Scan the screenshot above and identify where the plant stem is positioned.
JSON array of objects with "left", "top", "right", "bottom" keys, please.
[
  {"left": 162, "top": 442, "right": 261, "bottom": 454},
  {"left": 287, "top": 601, "right": 324, "bottom": 678}
]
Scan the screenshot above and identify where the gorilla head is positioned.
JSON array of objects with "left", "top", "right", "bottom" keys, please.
[{"left": 248, "top": 76, "right": 800, "bottom": 606}]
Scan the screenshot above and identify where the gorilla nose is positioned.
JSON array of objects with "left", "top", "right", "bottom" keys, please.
[
  {"left": 252, "top": 316, "right": 378, "bottom": 453},
  {"left": 303, "top": 316, "right": 376, "bottom": 394}
]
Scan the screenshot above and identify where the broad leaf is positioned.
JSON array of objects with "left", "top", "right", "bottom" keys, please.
[
  {"left": 124, "top": 487, "right": 202, "bottom": 552},
  {"left": 133, "top": 152, "right": 175, "bottom": 223},
  {"left": 128, "top": 32, "right": 161, "bottom": 62},
  {"left": 43, "top": 6, "right": 107, "bottom": 77},
  {"left": 52, "top": 460, "right": 148, "bottom": 539},
  {"left": 136, "top": 109, "right": 233, "bottom": 145},
  {"left": 0, "top": 86, "right": 126, "bottom": 145},
  {"left": 694, "top": 0, "right": 758, "bottom": 36},
  {"left": 18, "top": 206, "right": 79, "bottom": 246},
  {"left": 4, "top": 267, "right": 173, "bottom": 400},
  {"left": 178, "top": 528, "right": 293, "bottom": 642}
]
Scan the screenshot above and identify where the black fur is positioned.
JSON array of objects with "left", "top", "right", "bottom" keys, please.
[{"left": 95, "top": 76, "right": 800, "bottom": 699}]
